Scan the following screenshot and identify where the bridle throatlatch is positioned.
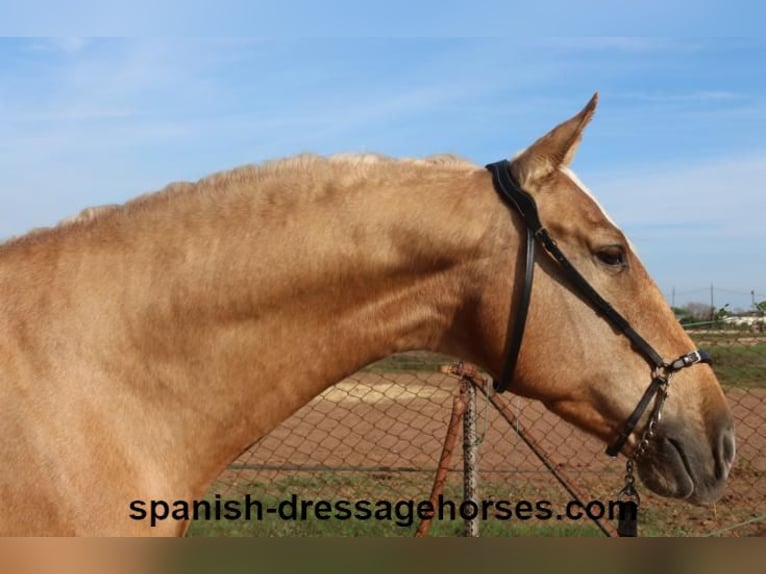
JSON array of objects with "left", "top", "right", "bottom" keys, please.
[{"left": 485, "top": 160, "right": 712, "bottom": 536}]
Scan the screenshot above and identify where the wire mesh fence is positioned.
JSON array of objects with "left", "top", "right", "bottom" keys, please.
[{"left": 200, "top": 328, "right": 766, "bottom": 537}]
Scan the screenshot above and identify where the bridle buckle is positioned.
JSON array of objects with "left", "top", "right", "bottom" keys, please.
[{"left": 670, "top": 349, "right": 710, "bottom": 371}]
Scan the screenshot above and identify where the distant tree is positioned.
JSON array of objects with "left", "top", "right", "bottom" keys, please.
[
  {"left": 683, "top": 302, "right": 714, "bottom": 321},
  {"left": 714, "top": 303, "right": 731, "bottom": 322},
  {"left": 672, "top": 306, "right": 694, "bottom": 325},
  {"left": 756, "top": 300, "right": 766, "bottom": 314}
]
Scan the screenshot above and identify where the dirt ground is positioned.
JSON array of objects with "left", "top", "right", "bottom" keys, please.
[{"left": 223, "top": 371, "right": 765, "bottom": 536}]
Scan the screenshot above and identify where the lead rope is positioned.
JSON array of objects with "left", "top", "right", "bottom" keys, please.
[{"left": 616, "top": 457, "right": 640, "bottom": 536}]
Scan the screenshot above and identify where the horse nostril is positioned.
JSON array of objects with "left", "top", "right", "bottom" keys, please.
[{"left": 716, "top": 427, "right": 736, "bottom": 480}]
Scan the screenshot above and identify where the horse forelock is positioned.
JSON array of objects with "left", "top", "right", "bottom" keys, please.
[
  {"left": 558, "top": 167, "right": 619, "bottom": 228},
  {"left": 557, "top": 166, "right": 638, "bottom": 254}
]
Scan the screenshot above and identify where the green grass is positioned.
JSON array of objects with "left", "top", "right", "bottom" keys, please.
[
  {"left": 187, "top": 472, "right": 640, "bottom": 537},
  {"left": 186, "top": 497, "right": 606, "bottom": 537},
  {"left": 688, "top": 336, "right": 766, "bottom": 388},
  {"left": 364, "top": 339, "right": 766, "bottom": 389},
  {"left": 362, "top": 352, "right": 452, "bottom": 373}
]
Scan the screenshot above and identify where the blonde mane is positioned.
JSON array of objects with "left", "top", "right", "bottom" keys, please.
[{"left": 2, "top": 153, "right": 477, "bottom": 250}]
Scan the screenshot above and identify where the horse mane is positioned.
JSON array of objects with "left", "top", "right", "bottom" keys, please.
[{"left": 1, "top": 153, "right": 477, "bottom": 251}]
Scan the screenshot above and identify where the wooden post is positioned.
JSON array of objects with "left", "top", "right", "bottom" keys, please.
[{"left": 415, "top": 384, "right": 466, "bottom": 537}]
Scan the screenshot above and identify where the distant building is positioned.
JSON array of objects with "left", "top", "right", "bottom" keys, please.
[{"left": 722, "top": 314, "right": 766, "bottom": 331}]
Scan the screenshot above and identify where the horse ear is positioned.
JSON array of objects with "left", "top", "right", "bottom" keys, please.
[{"left": 510, "top": 93, "right": 598, "bottom": 190}]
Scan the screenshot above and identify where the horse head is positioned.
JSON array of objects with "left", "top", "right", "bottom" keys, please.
[{"left": 470, "top": 95, "right": 735, "bottom": 504}]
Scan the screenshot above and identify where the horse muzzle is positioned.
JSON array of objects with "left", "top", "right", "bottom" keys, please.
[{"left": 636, "top": 418, "right": 736, "bottom": 504}]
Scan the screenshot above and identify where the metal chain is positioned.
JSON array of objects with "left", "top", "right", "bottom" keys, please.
[
  {"left": 618, "top": 457, "right": 640, "bottom": 504},
  {"left": 617, "top": 374, "right": 673, "bottom": 511},
  {"left": 632, "top": 383, "right": 667, "bottom": 459}
]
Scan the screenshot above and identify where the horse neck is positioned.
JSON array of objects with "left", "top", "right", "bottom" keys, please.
[{"left": 0, "top": 161, "right": 512, "bottom": 502}]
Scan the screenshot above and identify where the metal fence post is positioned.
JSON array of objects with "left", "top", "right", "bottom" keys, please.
[{"left": 462, "top": 378, "right": 480, "bottom": 537}]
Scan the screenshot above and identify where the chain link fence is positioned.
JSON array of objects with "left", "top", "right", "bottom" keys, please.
[{"left": 199, "top": 328, "right": 765, "bottom": 537}]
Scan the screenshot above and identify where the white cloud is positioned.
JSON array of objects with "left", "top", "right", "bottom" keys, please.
[
  {"left": 10, "top": 108, "right": 135, "bottom": 122},
  {"left": 542, "top": 37, "right": 675, "bottom": 52},
  {"left": 613, "top": 90, "right": 745, "bottom": 103},
  {"left": 588, "top": 151, "right": 766, "bottom": 240},
  {"left": 572, "top": 152, "right": 766, "bottom": 299},
  {"left": 28, "top": 37, "right": 90, "bottom": 55}
]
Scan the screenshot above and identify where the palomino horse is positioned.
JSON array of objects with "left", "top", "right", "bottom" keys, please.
[{"left": 0, "top": 94, "right": 734, "bottom": 535}]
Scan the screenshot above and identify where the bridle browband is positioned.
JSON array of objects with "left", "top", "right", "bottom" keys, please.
[{"left": 485, "top": 160, "right": 711, "bottom": 458}]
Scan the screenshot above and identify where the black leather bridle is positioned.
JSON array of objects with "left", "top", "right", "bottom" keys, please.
[{"left": 486, "top": 160, "right": 712, "bottom": 458}]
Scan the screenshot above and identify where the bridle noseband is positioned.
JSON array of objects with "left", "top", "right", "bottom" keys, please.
[{"left": 486, "top": 160, "right": 711, "bottom": 458}]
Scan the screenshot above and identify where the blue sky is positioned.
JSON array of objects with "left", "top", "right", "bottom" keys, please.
[{"left": 1, "top": 37, "right": 764, "bottom": 310}]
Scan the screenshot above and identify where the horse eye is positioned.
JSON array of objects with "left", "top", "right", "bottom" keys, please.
[{"left": 596, "top": 246, "right": 626, "bottom": 268}]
